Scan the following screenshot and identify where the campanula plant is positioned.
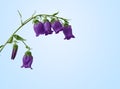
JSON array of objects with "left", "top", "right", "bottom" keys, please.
[{"left": 0, "top": 11, "right": 75, "bottom": 69}]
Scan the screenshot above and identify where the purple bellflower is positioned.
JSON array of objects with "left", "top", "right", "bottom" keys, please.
[
  {"left": 11, "top": 44, "right": 18, "bottom": 60},
  {"left": 63, "top": 25, "right": 75, "bottom": 40},
  {"left": 33, "top": 20, "right": 45, "bottom": 37},
  {"left": 52, "top": 20, "right": 63, "bottom": 34},
  {"left": 21, "top": 51, "right": 33, "bottom": 69},
  {"left": 44, "top": 20, "right": 53, "bottom": 35}
]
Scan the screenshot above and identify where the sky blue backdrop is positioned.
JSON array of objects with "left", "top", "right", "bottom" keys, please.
[{"left": 0, "top": 0, "right": 120, "bottom": 89}]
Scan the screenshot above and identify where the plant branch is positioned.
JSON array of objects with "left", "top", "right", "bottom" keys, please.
[{"left": 0, "top": 13, "right": 68, "bottom": 53}]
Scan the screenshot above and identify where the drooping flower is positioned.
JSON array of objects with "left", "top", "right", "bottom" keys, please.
[
  {"left": 52, "top": 20, "right": 63, "bottom": 34},
  {"left": 33, "top": 20, "right": 45, "bottom": 37},
  {"left": 21, "top": 51, "right": 33, "bottom": 69},
  {"left": 62, "top": 25, "right": 75, "bottom": 40},
  {"left": 11, "top": 43, "right": 18, "bottom": 60},
  {"left": 44, "top": 20, "right": 53, "bottom": 35}
]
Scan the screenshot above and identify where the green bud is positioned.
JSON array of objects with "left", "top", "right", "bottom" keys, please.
[
  {"left": 11, "top": 43, "right": 18, "bottom": 59},
  {"left": 33, "top": 19, "right": 39, "bottom": 24},
  {"left": 25, "top": 51, "right": 32, "bottom": 56},
  {"left": 13, "top": 43, "right": 18, "bottom": 50},
  {"left": 64, "top": 21, "right": 69, "bottom": 26}
]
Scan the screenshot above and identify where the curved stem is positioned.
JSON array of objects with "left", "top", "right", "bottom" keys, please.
[
  {"left": 37, "top": 14, "right": 68, "bottom": 21},
  {"left": 0, "top": 13, "right": 68, "bottom": 53},
  {"left": 21, "top": 40, "right": 31, "bottom": 50},
  {"left": 21, "top": 41, "right": 28, "bottom": 48},
  {"left": 0, "top": 16, "right": 33, "bottom": 52}
]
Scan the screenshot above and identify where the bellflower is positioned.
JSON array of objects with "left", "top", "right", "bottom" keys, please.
[
  {"left": 44, "top": 21, "right": 53, "bottom": 35},
  {"left": 21, "top": 51, "right": 33, "bottom": 69},
  {"left": 63, "top": 25, "right": 75, "bottom": 40},
  {"left": 33, "top": 21, "right": 45, "bottom": 37},
  {"left": 11, "top": 44, "right": 18, "bottom": 60},
  {"left": 52, "top": 20, "right": 63, "bottom": 34}
]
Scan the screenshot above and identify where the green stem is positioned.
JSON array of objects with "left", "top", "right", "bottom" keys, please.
[
  {"left": 21, "top": 40, "right": 27, "bottom": 48},
  {"left": 0, "top": 13, "right": 68, "bottom": 53},
  {"left": 37, "top": 14, "right": 68, "bottom": 21},
  {"left": 21, "top": 40, "right": 31, "bottom": 50}
]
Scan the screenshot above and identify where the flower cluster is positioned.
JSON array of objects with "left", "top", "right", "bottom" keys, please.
[
  {"left": 33, "top": 18, "right": 75, "bottom": 40},
  {"left": 0, "top": 12, "right": 75, "bottom": 69}
]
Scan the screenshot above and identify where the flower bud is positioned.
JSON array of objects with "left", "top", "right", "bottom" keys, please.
[
  {"left": 52, "top": 20, "right": 63, "bottom": 34},
  {"left": 33, "top": 20, "right": 45, "bottom": 37},
  {"left": 21, "top": 51, "right": 33, "bottom": 69},
  {"left": 44, "top": 20, "right": 53, "bottom": 35},
  {"left": 62, "top": 25, "right": 75, "bottom": 40},
  {"left": 11, "top": 44, "right": 18, "bottom": 60}
]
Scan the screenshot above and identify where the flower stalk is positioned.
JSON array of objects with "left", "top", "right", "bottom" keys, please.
[
  {"left": 0, "top": 11, "right": 75, "bottom": 69},
  {"left": 0, "top": 12, "right": 69, "bottom": 53}
]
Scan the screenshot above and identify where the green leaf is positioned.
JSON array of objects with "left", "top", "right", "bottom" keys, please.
[
  {"left": 7, "top": 36, "right": 13, "bottom": 43},
  {"left": 17, "top": 10, "right": 23, "bottom": 24},
  {"left": 51, "top": 18, "right": 56, "bottom": 23},
  {"left": 0, "top": 45, "right": 3, "bottom": 48},
  {"left": 52, "top": 11, "right": 59, "bottom": 16},
  {"left": 13, "top": 34, "right": 26, "bottom": 41},
  {"left": 17, "top": 10, "right": 22, "bottom": 18}
]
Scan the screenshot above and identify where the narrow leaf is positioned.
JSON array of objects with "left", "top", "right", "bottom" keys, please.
[
  {"left": 52, "top": 11, "right": 59, "bottom": 16},
  {"left": 0, "top": 45, "right": 3, "bottom": 48},
  {"left": 7, "top": 36, "right": 13, "bottom": 43},
  {"left": 17, "top": 10, "right": 22, "bottom": 18},
  {"left": 13, "top": 34, "right": 26, "bottom": 41}
]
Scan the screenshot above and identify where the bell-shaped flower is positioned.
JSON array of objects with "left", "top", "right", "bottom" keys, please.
[
  {"left": 21, "top": 51, "right": 33, "bottom": 69},
  {"left": 11, "top": 43, "right": 18, "bottom": 60},
  {"left": 63, "top": 25, "right": 75, "bottom": 40},
  {"left": 33, "top": 20, "right": 45, "bottom": 37},
  {"left": 52, "top": 20, "right": 63, "bottom": 34},
  {"left": 44, "top": 20, "right": 53, "bottom": 35}
]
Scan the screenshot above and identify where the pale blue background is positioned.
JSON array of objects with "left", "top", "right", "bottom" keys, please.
[{"left": 0, "top": 0, "right": 120, "bottom": 89}]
